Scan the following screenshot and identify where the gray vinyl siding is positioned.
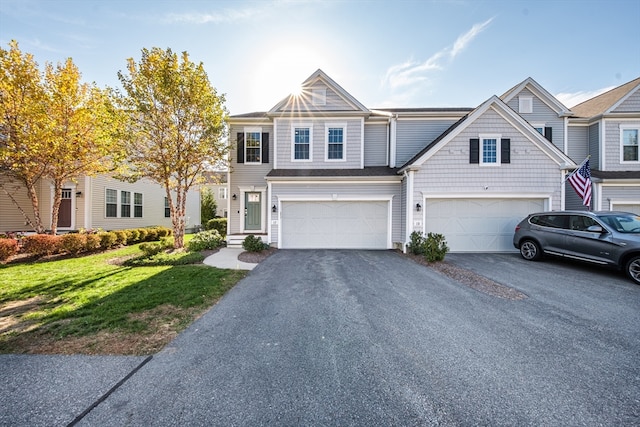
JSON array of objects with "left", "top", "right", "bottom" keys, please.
[
  {"left": 602, "top": 186, "right": 640, "bottom": 206},
  {"left": 395, "top": 119, "right": 459, "bottom": 166},
  {"left": 605, "top": 120, "right": 640, "bottom": 171},
  {"left": 1, "top": 174, "right": 37, "bottom": 231},
  {"left": 588, "top": 123, "right": 601, "bottom": 169},
  {"left": 565, "top": 182, "right": 588, "bottom": 211},
  {"left": 275, "top": 118, "right": 362, "bottom": 169},
  {"left": 364, "top": 122, "right": 388, "bottom": 167},
  {"left": 412, "top": 108, "right": 563, "bottom": 219},
  {"left": 566, "top": 125, "right": 589, "bottom": 163},
  {"left": 276, "top": 82, "right": 359, "bottom": 113},
  {"left": 506, "top": 88, "right": 564, "bottom": 151},
  {"left": 270, "top": 182, "right": 402, "bottom": 245},
  {"left": 228, "top": 124, "right": 273, "bottom": 235},
  {"left": 613, "top": 91, "right": 640, "bottom": 112}
]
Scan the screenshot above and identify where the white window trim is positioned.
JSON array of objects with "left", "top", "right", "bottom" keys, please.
[
  {"left": 531, "top": 123, "right": 546, "bottom": 136},
  {"left": 244, "top": 127, "right": 262, "bottom": 165},
  {"left": 105, "top": 188, "right": 141, "bottom": 219},
  {"left": 238, "top": 186, "right": 267, "bottom": 234},
  {"left": 218, "top": 187, "right": 228, "bottom": 200},
  {"left": 133, "top": 192, "right": 143, "bottom": 218},
  {"left": 325, "top": 123, "right": 347, "bottom": 162},
  {"left": 105, "top": 188, "right": 118, "bottom": 218},
  {"left": 479, "top": 133, "right": 501, "bottom": 166},
  {"left": 620, "top": 125, "right": 640, "bottom": 164},
  {"left": 291, "top": 123, "right": 313, "bottom": 162},
  {"left": 519, "top": 96, "right": 533, "bottom": 114}
]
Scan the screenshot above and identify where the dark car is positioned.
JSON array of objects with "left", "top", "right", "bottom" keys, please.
[{"left": 513, "top": 210, "right": 640, "bottom": 285}]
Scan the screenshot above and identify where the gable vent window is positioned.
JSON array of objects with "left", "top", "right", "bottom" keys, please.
[
  {"left": 519, "top": 96, "right": 533, "bottom": 114},
  {"left": 312, "top": 88, "right": 326, "bottom": 106}
]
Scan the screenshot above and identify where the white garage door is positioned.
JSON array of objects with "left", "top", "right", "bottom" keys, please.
[
  {"left": 425, "top": 198, "right": 545, "bottom": 252},
  {"left": 612, "top": 204, "right": 640, "bottom": 215},
  {"left": 281, "top": 201, "right": 389, "bottom": 249}
]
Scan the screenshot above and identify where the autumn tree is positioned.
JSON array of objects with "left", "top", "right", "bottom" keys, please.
[
  {"left": 0, "top": 40, "right": 49, "bottom": 233},
  {"left": 0, "top": 40, "right": 119, "bottom": 234},
  {"left": 115, "top": 47, "right": 228, "bottom": 248}
]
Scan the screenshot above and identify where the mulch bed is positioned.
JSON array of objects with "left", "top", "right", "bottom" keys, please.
[
  {"left": 237, "top": 247, "right": 278, "bottom": 264},
  {"left": 402, "top": 252, "right": 528, "bottom": 300}
]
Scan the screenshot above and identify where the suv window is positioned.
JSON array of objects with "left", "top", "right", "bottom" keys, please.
[
  {"left": 530, "top": 214, "right": 569, "bottom": 229},
  {"left": 568, "top": 215, "right": 598, "bottom": 231}
]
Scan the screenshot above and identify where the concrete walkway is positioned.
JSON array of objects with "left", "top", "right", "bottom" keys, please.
[{"left": 202, "top": 247, "right": 257, "bottom": 270}]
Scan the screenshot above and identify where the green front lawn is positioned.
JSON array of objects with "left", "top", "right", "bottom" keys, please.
[{"left": 0, "top": 244, "right": 246, "bottom": 355}]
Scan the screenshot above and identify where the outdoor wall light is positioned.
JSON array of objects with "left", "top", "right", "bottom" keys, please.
[
  {"left": 232, "top": 194, "right": 237, "bottom": 200},
  {"left": 272, "top": 204, "right": 277, "bottom": 213},
  {"left": 416, "top": 203, "right": 422, "bottom": 212},
  {"left": 75, "top": 191, "right": 82, "bottom": 197}
]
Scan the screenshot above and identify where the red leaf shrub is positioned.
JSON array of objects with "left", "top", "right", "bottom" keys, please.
[
  {"left": 0, "top": 238, "right": 19, "bottom": 261},
  {"left": 22, "top": 234, "right": 62, "bottom": 256}
]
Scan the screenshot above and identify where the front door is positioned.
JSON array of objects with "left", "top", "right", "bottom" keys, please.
[
  {"left": 244, "top": 192, "right": 261, "bottom": 231},
  {"left": 57, "top": 188, "right": 72, "bottom": 228}
]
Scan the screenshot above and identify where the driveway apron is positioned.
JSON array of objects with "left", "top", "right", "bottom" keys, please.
[{"left": 75, "top": 250, "right": 639, "bottom": 426}]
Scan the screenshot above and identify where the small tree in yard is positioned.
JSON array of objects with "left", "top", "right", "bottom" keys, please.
[
  {"left": 115, "top": 47, "right": 228, "bottom": 248},
  {"left": 200, "top": 187, "right": 217, "bottom": 225}
]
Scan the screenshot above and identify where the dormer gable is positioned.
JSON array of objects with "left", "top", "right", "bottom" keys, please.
[
  {"left": 570, "top": 77, "right": 640, "bottom": 118},
  {"left": 501, "top": 77, "right": 573, "bottom": 118},
  {"left": 268, "top": 69, "right": 370, "bottom": 117}
]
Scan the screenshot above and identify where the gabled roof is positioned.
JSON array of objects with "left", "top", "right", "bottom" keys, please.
[
  {"left": 501, "top": 77, "right": 573, "bottom": 117},
  {"left": 570, "top": 77, "right": 640, "bottom": 118},
  {"left": 400, "top": 95, "right": 575, "bottom": 172},
  {"left": 268, "top": 69, "right": 370, "bottom": 115}
]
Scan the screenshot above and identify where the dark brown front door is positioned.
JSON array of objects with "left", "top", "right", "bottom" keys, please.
[{"left": 58, "top": 189, "right": 72, "bottom": 228}]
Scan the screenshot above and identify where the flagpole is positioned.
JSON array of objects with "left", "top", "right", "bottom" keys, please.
[{"left": 563, "top": 154, "right": 591, "bottom": 184}]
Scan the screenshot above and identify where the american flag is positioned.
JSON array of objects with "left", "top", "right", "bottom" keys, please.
[{"left": 568, "top": 159, "right": 592, "bottom": 207}]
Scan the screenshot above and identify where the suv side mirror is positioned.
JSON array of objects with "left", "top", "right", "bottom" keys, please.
[{"left": 586, "top": 225, "right": 604, "bottom": 233}]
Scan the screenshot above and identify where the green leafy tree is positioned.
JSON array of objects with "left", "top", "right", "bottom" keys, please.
[
  {"left": 115, "top": 47, "right": 228, "bottom": 248},
  {"left": 200, "top": 187, "right": 217, "bottom": 225}
]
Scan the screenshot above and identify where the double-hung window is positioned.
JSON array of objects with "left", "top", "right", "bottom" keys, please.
[
  {"left": 218, "top": 187, "right": 227, "bottom": 200},
  {"left": 481, "top": 134, "right": 500, "bottom": 165},
  {"left": 121, "top": 191, "right": 131, "bottom": 217},
  {"left": 326, "top": 125, "right": 345, "bottom": 161},
  {"left": 293, "top": 127, "right": 311, "bottom": 160},
  {"left": 164, "top": 197, "right": 171, "bottom": 218},
  {"left": 106, "top": 189, "right": 117, "bottom": 218},
  {"left": 621, "top": 126, "right": 639, "bottom": 162},
  {"left": 134, "top": 192, "right": 143, "bottom": 218},
  {"left": 245, "top": 131, "right": 261, "bottom": 163}
]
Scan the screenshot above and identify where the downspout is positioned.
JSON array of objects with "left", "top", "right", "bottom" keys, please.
[
  {"left": 390, "top": 114, "right": 398, "bottom": 168},
  {"left": 267, "top": 181, "right": 272, "bottom": 245},
  {"left": 403, "top": 169, "right": 414, "bottom": 253}
]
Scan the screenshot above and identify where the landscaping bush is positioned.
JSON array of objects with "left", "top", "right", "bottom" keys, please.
[
  {"left": 408, "top": 231, "right": 426, "bottom": 255},
  {"left": 139, "top": 242, "right": 165, "bottom": 257},
  {"left": 113, "top": 230, "right": 128, "bottom": 245},
  {"left": 407, "top": 231, "right": 449, "bottom": 262},
  {"left": 242, "top": 234, "right": 267, "bottom": 252},
  {"left": 145, "top": 227, "right": 159, "bottom": 241},
  {"left": 205, "top": 218, "right": 227, "bottom": 237},
  {"left": 61, "top": 233, "right": 87, "bottom": 255},
  {"left": 84, "top": 233, "right": 101, "bottom": 252},
  {"left": 98, "top": 231, "right": 118, "bottom": 249},
  {"left": 0, "top": 238, "right": 19, "bottom": 261},
  {"left": 156, "top": 226, "right": 172, "bottom": 238},
  {"left": 22, "top": 234, "right": 61, "bottom": 256},
  {"left": 126, "top": 228, "right": 140, "bottom": 243},
  {"left": 187, "top": 230, "right": 223, "bottom": 252},
  {"left": 136, "top": 228, "right": 148, "bottom": 242},
  {"left": 160, "top": 236, "right": 174, "bottom": 248}
]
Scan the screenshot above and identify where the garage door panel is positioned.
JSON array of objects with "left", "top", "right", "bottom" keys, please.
[
  {"left": 281, "top": 201, "right": 388, "bottom": 249},
  {"left": 425, "top": 198, "right": 544, "bottom": 252}
]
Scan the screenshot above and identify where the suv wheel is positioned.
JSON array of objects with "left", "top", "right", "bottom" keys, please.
[
  {"left": 625, "top": 256, "right": 640, "bottom": 285},
  {"left": 520, "top": 240, "right": 542, "bottom": 261}
]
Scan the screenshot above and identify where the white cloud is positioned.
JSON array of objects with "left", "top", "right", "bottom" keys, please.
[
  {"left": 556, "top": 86, "right": 615, "bottom": 108},
  {"left": 383, "top": 18, "right": 494, "bottom": 90}
]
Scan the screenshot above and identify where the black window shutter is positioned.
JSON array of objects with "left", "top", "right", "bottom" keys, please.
[
  {"left": 262, "top": 133, "right": 269, "bottom": 164},
  {"left": 501, "top": 138, "right": 511, "bottom": 163},
  {"left": 544, "top": 127, "right": 552, "bottom": 143},
  {"left": 470, "top": 138, "right": 479, "bottom": 164},
  {"left": 237, "top": 133, "right": 244, "bottom": 164}
]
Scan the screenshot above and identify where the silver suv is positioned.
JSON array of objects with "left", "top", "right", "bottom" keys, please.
[{"left": 513, "top": 211, "right": 640, "bottom": 285}]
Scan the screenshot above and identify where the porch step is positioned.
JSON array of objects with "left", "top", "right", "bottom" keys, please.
[{"left": 226, "top": 234, "right": 267, "bottom": 249}]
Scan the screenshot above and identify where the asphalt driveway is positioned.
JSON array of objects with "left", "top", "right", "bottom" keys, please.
[{"left": 3, "top": 250, "right": 639, "bottom": 426}]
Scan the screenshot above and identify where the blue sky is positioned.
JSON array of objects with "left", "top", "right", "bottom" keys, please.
[{"left": 1, "top": 0, "right": 639, "bottom": 115}]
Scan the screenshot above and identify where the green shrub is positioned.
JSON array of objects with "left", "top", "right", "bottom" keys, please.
[
  {"left": 160, "top": 236, "right": 174, "bottom": 248},
  {"left": 61, "top": 233, "right": 87, "bottom": 255},
  {"left": 22, "top": 234, "right": 61, "bottom": 256},
  {"left": 126, "top": 229, "right": 140, "bottom": 243},
  {"left": 84, "top": 233, "right": 101, "bottom": 252},
  {"left": 139, "top": 242, "right": 165, "bottom": 257},
  {"left": 98, "top": 232, "right": 118, "bottom": 249},
  {"left": 0, "top": 238, "right": 19, "bottom": 261},
  {"left": 113, "top": 230, "right": 128, "bottom": 245},
  {"left": 205, "top": 218, "right": 227, "bottom": 237},
  {"left": 242, "top": 234, "right": 267, "bottom": 252},
  {"left": 145, "top": 227, "right": 159, "bottom": 241},
  {"left": 156, "top": 226, "right": 172, "bottom": 237},
  {"left": 187, "top": 230, "right": 223, "bottom": 252},
  {"left": 424, "top": 232, "right": 449, "bottom": 262},
  {"left": 136, "top": 228, "right": 148, "bottom": 242},
  {"left": 408, "top": 231, "right": 426, "bottom": 255}
]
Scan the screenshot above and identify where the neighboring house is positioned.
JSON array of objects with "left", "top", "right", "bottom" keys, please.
[
  {"left": 226, "top": 70, "right": 639, "bottom": 252},
  {"left": 0, "top": 173, "right": 201, "bottom": 233},
  {"left": 202, "top": 171, "right": 229, "bottom": 218}
]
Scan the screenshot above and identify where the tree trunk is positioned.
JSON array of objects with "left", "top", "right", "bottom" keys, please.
[
  {"left": 25, "top": 180, "right": 46, "bottom": 233},
  {"left": 50, "top": 181, "right": 63, "bottom": 235}
]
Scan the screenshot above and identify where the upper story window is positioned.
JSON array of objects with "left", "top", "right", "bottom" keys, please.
[
  {"left": 326, "top": 125, "right": 346, "bottom": 161},
  {"left": 245, "top": 131, "right": 261, "bottom": 163},
  {"left": 106, "top": 189, "right": 117, "bottom": 218},
  {"left": 481, "top": 134, "right": 500, "bottom": 165},
  {"left": 293, "top": 126, "right": 312, "bottom": 161},
  {"left": 470, "top": 135, "right": 510, "bottom": 165},
  {"left": 218, "top": 187, "right": 227, "bottom": 200},
  {"left": 519, "top": 96, "right": 533, "bottom": 114},
  {"left": 621, "top": 126, "right": 639, "bottom": 162},
  {"left": 312, "top": 88, "right": 326, "bottom": 106}
]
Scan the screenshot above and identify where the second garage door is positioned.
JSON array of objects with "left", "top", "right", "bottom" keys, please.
[
  {"left": 280, "top": 201, "right": 389, "bottom": 249},
  {"left": 425, "top": 198, "right": 545, "bottom": 252}
]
